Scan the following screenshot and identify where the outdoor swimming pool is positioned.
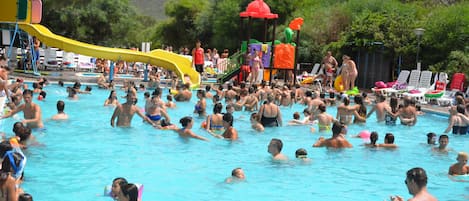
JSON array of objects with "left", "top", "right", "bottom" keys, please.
[
  {"left": 3, "top": 84, "right": 468, "bottom": 201},
  {"left": 76, "top": 72, "right": 136, "bottom": 79}
]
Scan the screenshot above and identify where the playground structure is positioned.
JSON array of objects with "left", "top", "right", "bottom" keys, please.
[
  {"left": 217, "top": 0, "right": 303, "bottom": 84},
  {"left": 0, "top": 0, "right": 200, "bottom": 88}
]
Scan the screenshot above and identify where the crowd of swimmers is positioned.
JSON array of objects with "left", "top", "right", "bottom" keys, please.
[{"left": 0, "top": 60, "right": 466, "bottom": 200}]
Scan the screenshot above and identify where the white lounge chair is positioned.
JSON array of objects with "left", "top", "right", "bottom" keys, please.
[
  {"left": 43, "top": 48, "right": 60, "bottom": 70},
  {"left": 62, "top": 51, "right": 77, "bottom": 70},
  {"left": 405, "top": 70, "right": 432, "bottom": 103},
  {"left": 77, "top": 55, "right": 95, "bottom": 72}
]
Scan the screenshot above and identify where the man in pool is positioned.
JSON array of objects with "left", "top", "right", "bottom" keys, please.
[
  {"left": 268, "top": 138, "right": 288, "bottom": 161},
  {"left": 110, "top": 93, "right": 157, "bottom": 127},
  {"left": 51, "top": 100, "right": 69, "bottom": 120},
  {"left": 391, "top": 167, "right": 437, "bottom": 201},
  {"left": 2, "top": 89, "right": 44, "bottom": 129},
  {"left": 312, "top": 122, "right": 352, "bottom": 148},
  {"left": 225, "top": 168, "right": 246, "bottom": 183},
  {"left": 426, "top": 132, "right": 437, "bottom": 145},
  {"left": 432, "top": 134, "right": 450, "bottom": 153},
  {"left": 366, "top": 94, "right": 388, "bottom": 122},
  {"left": 448, "top": 152, "right": 469, "bottom": 176}
]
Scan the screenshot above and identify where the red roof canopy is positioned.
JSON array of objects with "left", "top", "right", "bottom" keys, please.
[{"left": 239, "top": 0, "right": 278, "bottom": 19}]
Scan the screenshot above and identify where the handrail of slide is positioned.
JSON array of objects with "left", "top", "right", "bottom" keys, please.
[{"left": 18, "top": 23, "right": 200, "bottom": 88}]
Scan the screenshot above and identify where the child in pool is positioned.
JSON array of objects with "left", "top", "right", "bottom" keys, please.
[
  {"left": 250, "top": 113, "right": 264, "bottom": 132},
  {"left": 448, "top": 152, "right": 469, "bottom": 176}
]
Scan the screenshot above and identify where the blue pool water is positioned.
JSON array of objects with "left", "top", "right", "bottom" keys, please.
[{"left": 2, "top": 84, "right": 468, "bottom": 201}]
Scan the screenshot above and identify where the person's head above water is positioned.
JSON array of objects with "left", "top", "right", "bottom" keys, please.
[
  {"left": 231, "top": 168, "right": 245, "bottom": 179},
  {"left": 179, "top": 116, "right": 193, "bottom": 128},
  {"left": 369, "top": 132, "right": 378, "bottom": 145},
  {"left": 295, "top": 148, "right": 308, "bottom": 158},
  {"left": 332, "top": 122, "right": 346, "bottom": 137},
  {"left": 268, "top": 138, "right": 283, "bottom": 156},
  {"left": 222, "top": 113, "right": 234, "bottom": 127},
  {"left": 426, "top": 132, "right": 436, "bottom": 145},
  {"left": 405, "top": 167, "right": 428, "bottom": 195}
]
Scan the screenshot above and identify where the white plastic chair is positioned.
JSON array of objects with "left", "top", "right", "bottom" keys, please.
[{"left": 44, "top": 48, "right": 59, "bottom": 70}]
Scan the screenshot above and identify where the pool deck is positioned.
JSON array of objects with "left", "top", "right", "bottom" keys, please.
[{"left": 10, "top": 69, "right": 451, "bottom": 116}]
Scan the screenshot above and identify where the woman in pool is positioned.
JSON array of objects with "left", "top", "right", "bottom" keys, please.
[
  {"left": 110, "top": 177, "right": 128, "bottom": 200},
  {"left": 0, "top": 150, "right": 23, "bottom": 201},
  {"left": 316, "top": 104, "right": 336, "bottom": 132},
  {"left": 194, "top": 90, "right": 207, "bottom": 117},
  {"left": 364, "top": 132, "right": 379, "bottom": 148},
  {"left": 221, "top": 113, "right": 238, "bottom": 140},
  {"left": 336, "top": 96, "right": 354, "bottom": 125},
  {"left": 205, "top": 103, "right": 224, "bottom": 134},
  {"left": 351, "top": 95, "right": 367, "bottom": 124},
  {"left": 250, "top": 113, "right": 264, "bottom": 132},
  {"left": 258, "top": 94, "right": 282, "bottom": 127},
  {"left": 104, "top": 90, "right": 119, "bottom": 106},
  {"left": 173, "top": 117, "right": 208, "bottom": 141},
  {"left": 122, "top": 183, "right": 139, "bottom": 201},
  {"left": 384, "top": 96, "right": 399, "bottom": 126},
  {"left": 444, "top": 104, "right": 469, "bottom": 134}
]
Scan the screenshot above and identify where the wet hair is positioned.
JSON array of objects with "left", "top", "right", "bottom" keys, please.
[
  {"left": 122, "top": 183, "right": 138, "bottom": 201},
  {"left": 18, "top": 127, "right": 32, "bottom": 142},
  {"left": 385, "top": 133, "right": 395, "bottom": 144},
  {"left": 13, "top": 122, "right": 24, "bottom": 134},
  {"left": 439, "top": 134, "right": 448, "bottom": 141},
  {"left": 112, "top": 177, "right": 128, "bottom": 189},
  {"left": 343, "top": 96, "right": 350, "bottom": 106},
  {"left": 293, "top": 112, "right": 300, "bottom": 120},
  {"left": 362, "top": 92, "right": 368, "bottom": 98},
  {"left": 390, "top": 97, "right": 398, "bottom": 113},
  {"left": 213, "top": 95, "right": 220, "bottom": 103},
  {"left": 318, "top": 104, "right": 326, "bottom": 113},
  {"left": 0, "top": 141, "right": 13, "bottom": 159},
  {"left": 213, "top": 103, "right": 223, "bottom": 114},
  {"left": 370, "top": 132, "right": 378, "bottom": 145},
  {"left": 231, "top": 168, "right": 242, "bottom": 177},
  {"left": 18, "top": 193, "right": 33, "bottom": 201},
  {"left": 205, "top": 85, "right": 211, "bottom": 91},
  {"left": 39, "top": 91, "right": 46, "bottom": 99},
  {"left": 332, "top": 122, "right": 345, "bottom": 136},
  {"left": 179, "top": 116, "right": 193, "bottom": 128},
  {"left": 23, "top": 89, "right": 33, "bottom": 96},
  {"left": 85, "top": 86, "right": 92, "bottom": 92},
  {"left": 426, "top": 132, "right": 436, "bottom": 144},
  {"left": 144, "top": 92, "right": 150, "bottom": 98},
  {"left": 269, "top": 138, "right": 283, "bottom": 152},
  {"left": 456, "top": 104, "right": 465, "bottom": 114},
  {"left": 152, "top": 88, "right": 162, "bottom": 97},
  {"left": 295, "top": 148, "right": 308, "bottom": 158},
  {"left": 320, "top": 93, "right": 326, "bottom": 99},
  {"left": 329, "top": 92, "right": 335, "bottom": 99},
  {"left": 406, "top": 167, "right": 428, "bottom": 188},
  {"left": 106, "top": 90, "right": 116, "bottom": 100},
  {"left": 73, "top": 82, "right": 81, "bottom": 89},
  {"left": 166, "top": 95, "right": 173, "bottom": 101},
  {"left": 223, "top": 113, "right": 234, "bottom": 126},
  {"left": 56, "top": 100, "right": 65, "bottom": 112},
  {"left": 197, "top": 89, "right": 206, "bottom": 98},
  {"left": 250, "top": 112, "right": 260, "bottom": 121},
  {"left": 32, "top": 82, "right": 39, "bottom": 89}
]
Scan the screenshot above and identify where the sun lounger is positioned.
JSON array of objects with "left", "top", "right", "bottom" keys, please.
[
  {"left": 372, "top": 70, "right": 410, "bottom": 96},
  {"left": 404, "top": 70, "right": 432, "bottom": 103},
  {"left": 43, "top": 48, "right": 60, "bottom": 70},
  {"left": 77, "top": 55, "right": 96, "bottom": 72}
]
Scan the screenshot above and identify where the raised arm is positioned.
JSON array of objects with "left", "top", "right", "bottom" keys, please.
[{"left": 110, "top": 106, "right": 121, "bottom": 127}]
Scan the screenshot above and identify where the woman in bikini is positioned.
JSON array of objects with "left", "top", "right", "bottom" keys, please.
[
  {"left": 104, "top": 90, "right": 119, "bottom": 106},
  {"left": 250, "top": 50, "right": 262, "bottom": 84},
  {"left": 352, "top": 95, "right": 367, "bottom": 124},
  {"left": 205, "top": 103, "right": 224, "bottom": 134},
  {"left": 258, "top": 94, "right": 282, "bottom": 127},
  {"left": 336, "top": 96, "right": 354, "bottom": 125},
  {"left": 193, "top": 90, "right": 207, "bottom": 117}
]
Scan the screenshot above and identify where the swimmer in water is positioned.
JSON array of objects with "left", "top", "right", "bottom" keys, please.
[
  {"left": 267, "top": 138, "right": 288, "bottom": 161},
  {"left": 448, "top": 152, "right": 469, "bottom": 176},
  {"left": 225, "top": 168, "right": 246, "bottom": 183},
  {"left": 2, "top": 89, "right": 44, "bottom": 129},
  {"left": 50, "top": 100, "right": 69, "bottom": 121},
  {"left": 172, "top": 116, "right": 208, "bottom": 141}
]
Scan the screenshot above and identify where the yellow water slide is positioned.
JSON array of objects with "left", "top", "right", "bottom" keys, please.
[{"left": 18, "top": 23, "right": 200, "bottom": 88}]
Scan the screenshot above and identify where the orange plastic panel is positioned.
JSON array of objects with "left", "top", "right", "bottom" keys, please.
[
  {"left": 273, "top": 44, "right": 295, "bottom": 69},
  {"left": 31, "top": 0, "right": 42, "bottom": 23}
]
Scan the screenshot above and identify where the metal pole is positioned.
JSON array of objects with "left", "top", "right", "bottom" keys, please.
[
  {"left": 293, "top": 30, "right": 301, "bottom": 85},
  {"left": 416, "top": 35, "right": 421, "bottom": 68},
  {"left": 269, "top": 19, "right": 277, "bottom": 85}
]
